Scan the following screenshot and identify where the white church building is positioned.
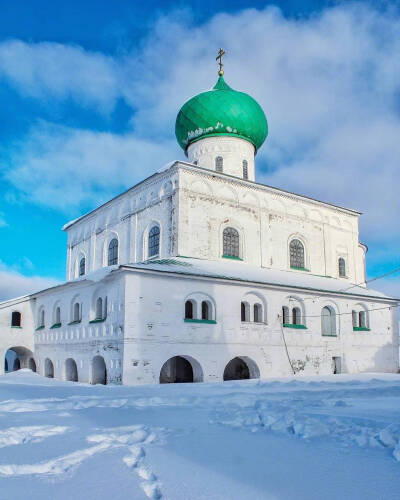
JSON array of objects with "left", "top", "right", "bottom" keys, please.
[{"left": 0, "top": 60, "right": 398, "bottom": 385}]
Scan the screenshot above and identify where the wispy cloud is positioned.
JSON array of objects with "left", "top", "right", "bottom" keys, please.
[
  {"left": 0, "top": 262, "right": 59, "bottom": 302},
  {"left": 0, "top": 39, "right": 119, "bottom": 112},
  {"left": 1, "top": 4, "right": 399, "bottom": 288}
]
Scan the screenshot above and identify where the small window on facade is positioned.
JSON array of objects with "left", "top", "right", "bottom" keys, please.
[
  {"left": 338, "top": 257, "right": 346, "bottom": 277},
  {"left": 79, "top": 257, "right": 86, "bottom": 276},
  {"left": 185, "top": 300, "right": 194, "bottom": 319},
  {"left": 290, "top": 239, "right": 305, "bottom": 269},
  {"left": 292, "top": 307, "right": 301, "bottom": 325},
  {"left": 241, "top": 302, "right": 250, "bottom": 322},
  {"left": 96, "top": 297, "right": 103, "bottom": 320},
  {"left": 73, "top": 303, "right": 80, "bottom": 322},
  {"left": 254, "top": 303, "right": 262, "bottom": 323},
  {"left": 282, "top": 306, "right": 289, "bottom": 325},
  {"left": 11, "top": 311, "right": 21, "bottom": 327},
  {"left": 321, "top": 306, "right": 336, "bottom": 336},
  {"left": 201, "top": 301, "right": 210, "bottom": 320},
  {"left": 241, "top": 302, "right": 246, "bottom": 322},
  {"left": 39, "top": 309, "right": 45, "bottom": 328},
  {"left": 193, "top": 160, "right": 198, "bottom": 166},
  {"left": 108, "top": 239, "right": 118, "bottom": 266},
  {"left": 148, "top": 225, "right": 160, "bottom": 258},
  {"left": 242, "top": 160, "right": 248, "bottom": 180},
  {"left": 223, "top": 227, "right": 240, "bottom": 258},
  {"left": 352, "top": 310, "right": 358, "bottom": 327},
  {"left": 359, "top": 311, "right": 367, "bottom": 328},
  {"left": 55, "top": 307, "right": 61, "bottom": 325},
  {"left": 215, "top": 156, "right": 223, "bottom": 172}
]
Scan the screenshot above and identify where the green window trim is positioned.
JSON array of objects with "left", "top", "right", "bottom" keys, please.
[
  {"left": 68, "top": 320, "right": 81, "bottom": 326},
  {"left": 11, "top": 326, "right": 22, "bottom": 329},
  {"left": 290, "top": 266, "right": 310, "bottom": 272},
  {"left": 353, "top": 327, "right": 371, "bottom": 331},
  {"left": 283, "top": 323, "right": 307, "bottom": 329},
  {"left": 222, "top": 255, "right": 243, "bottom": 261},
  {"left": 36, "top": 325, "right": 45, "bottom": 331},
  {"left": 50, "top": 323, "right": 62, "bottom": 329},
  {"left": 184, "top": 318, "right": 217, "bottom": 324},
  {"left": 89, "top": 318, "right": 106, "bottom": 324}
]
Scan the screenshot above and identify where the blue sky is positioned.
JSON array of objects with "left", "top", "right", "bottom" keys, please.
[{"left": 0, "top": 0, "right": 399, "bottom": 299}]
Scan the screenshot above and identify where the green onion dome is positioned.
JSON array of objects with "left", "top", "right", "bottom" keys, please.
[{"left": 175, "top": 75, "right": 268, "bottom": 153}]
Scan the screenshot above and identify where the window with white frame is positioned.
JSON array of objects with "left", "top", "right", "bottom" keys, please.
[
  {"left": 321, "top": 306, "right": 337, "bottom": 336},
  {"left": 338, "top": 257, "right": 346, "bottom": 277},
  {"left": 223, "top": 227, "right": 240, "bottom": 258},
  {"left": 148, "top": 225, "right": 160, "bottom": 258},
  {"left": 290, "top": 239, "right": 305, "bottom": 269},
  {"left": 108, "top": 239, "right": 118, "bottom": 266},
  {"left": 215, "top": 156, "right": 223, "bottom": 172}
]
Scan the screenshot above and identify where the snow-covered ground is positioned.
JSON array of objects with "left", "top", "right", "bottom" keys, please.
[{"left": 0, "top": 371, "right": 399, "bottom": 499}]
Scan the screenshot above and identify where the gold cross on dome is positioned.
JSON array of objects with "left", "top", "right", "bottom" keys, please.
[{"left": 216, "top": 48, "right": 226, "bottom": 75}]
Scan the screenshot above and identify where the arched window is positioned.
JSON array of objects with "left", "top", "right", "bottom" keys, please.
[
  {"left": 39, "top": 309, "right": 45, "bottom": 328},
  {"left": 79, "top": 257, "right": 86, "bottom": 276},
  {"left": 73, "top": 302, "right": 80, "bottom": 322},
  {"left": 96, "top": 297, "right": 103, "bottom": 320},
  {"left": 55, "top": 307, "right": 61, "bottom": 325},
  {"left": 241, "top": 302, "right": 250, "bottom": 322},
  {"left": 242, "top": 160, "right": 248, "bottom": 180},
  {"left": 338, "top": 258, "right": 346, "bottom": 277},
  {"left": 290, "top": 239, "right": 305, "bottom": 269},
  {"left": 321, "top": 306, "right": 336, "bottom": 336},
  {"left": 282, "top": 306, "right": 289, "bottom": 325},
  {"left": 108, "top": 239, "right": 118, "bottom": 266},
  {"left": 185, "top": 300, "right": 194, "bottom": 319},
  {"left": 201, "top": 301, "right": 210, "bottom": 320},
  {"left": 215, "top": 156, "right": 223, "bottom": 172},
  {"left": 352, "top": 310, "right": 358, "bottom": 327},
  {"left": 254, "top": 304, "right": 262, "bottom": 323},
  {"left": 292, "top": 307, "right": 301, "bottom": 325},
  {"left": 359, "top": 310, "right": 367, "bottom": 328},
  {"left": 148, "top": 225, "right": 160, "bottom": 258},
  {"left": 223, "top": 227, "right": 240, "bottom": 258},
  {"left": 11, "top": 311, "right": 21, "bottom": 327}
]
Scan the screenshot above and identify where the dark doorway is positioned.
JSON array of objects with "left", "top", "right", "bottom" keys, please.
[
  {"left": 91, "top": 355, "right": 107, "bottom": 385},
  {"left": 160, "top": 356, "right": 194, "bottom": 384},
  {"left": 223, "top": 357, "right": 250, "bottom": 381},
  {"left": 28, "top": 358, "right": 37, "bottom": 372}
]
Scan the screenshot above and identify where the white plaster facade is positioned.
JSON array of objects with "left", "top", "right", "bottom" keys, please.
[{"left": 0, "top": 135, "right": 398, "bottom": 384}]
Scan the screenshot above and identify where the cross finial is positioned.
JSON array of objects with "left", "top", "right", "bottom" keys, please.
[{"left": 216, "top": 48, "right": 226, "bottom": 76}]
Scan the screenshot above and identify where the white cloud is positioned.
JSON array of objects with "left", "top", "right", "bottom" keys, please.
[
  {"left": 5, "top": 122, "right": 179, "bottom": 211},
  {"left": 2, "top": 4, "right": 400, "bottom": 249},
  {"left": 0, "top": 40, "right": 119, "bottom": 112},
  {"left": 0, "top": 264, "right": 59, "bottom": 302}
]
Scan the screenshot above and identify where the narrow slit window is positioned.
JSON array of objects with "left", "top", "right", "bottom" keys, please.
[
  {"left": 242, "top": 160, "right": 248, "bottom": 180},
  {"left": 215, "top": 156, "right": 223, "bottom": 172}
]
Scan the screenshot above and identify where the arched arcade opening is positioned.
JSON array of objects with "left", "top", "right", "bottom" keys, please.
[
  {"left": 65, "top": 358, "right": 78, "bottom": 382},
  {"left": 159, "top": 356, "right": 203, "bottom": 384},
  {"left": 4, "top": 347, "right": 34, "bottom": 373},
  {"left": 223, "top": 356, "right": 260, "bottom": 381},
  {"left": 91, "top": 355, "right": 107, "bottom": 385},
  {"left": 44, "top": 358, "right": 54, "bottom": 378}
]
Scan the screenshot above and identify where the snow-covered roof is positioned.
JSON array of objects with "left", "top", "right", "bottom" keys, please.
[{"left": 121, "top": 257, "right": 397, "bottom": 301}]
